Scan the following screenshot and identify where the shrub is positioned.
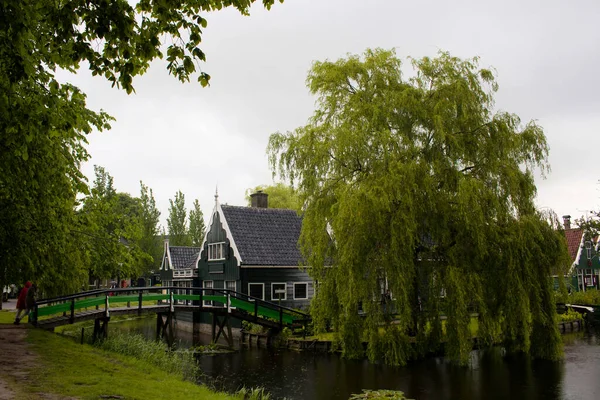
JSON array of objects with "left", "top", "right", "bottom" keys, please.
[
  {"left": 558, "top": 309, "right": 583, "bottom": 323},
  {"left": 568, "top": 289, "right": 600, "bottom": 306}
]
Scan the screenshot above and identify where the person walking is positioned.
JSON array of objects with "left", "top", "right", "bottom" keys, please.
[
  {"left": 14, "top": 281, "right": 31, "bottom": 325},
  {"left": 25, "top": 283, "right": 37, "bottom": 323}
]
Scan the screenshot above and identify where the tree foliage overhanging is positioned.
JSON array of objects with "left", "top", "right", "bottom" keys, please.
[
  {"left": 268, "top": 49, "right": 570, "bottom": 364},
  {"left": 0, "top": 0, "right": 280, "bottom": 297}
]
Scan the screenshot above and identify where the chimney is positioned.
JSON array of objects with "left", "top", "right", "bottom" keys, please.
[
  {"left": 562, "top": 215, "right": 571, "bottom": 230},
  {"left": 250, "top": 190, "right": 268, "bottom": 208}
]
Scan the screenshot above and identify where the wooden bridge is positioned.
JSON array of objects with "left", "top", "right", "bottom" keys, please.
[{"left": 31, "top": 286, "right": 310, "bottom": 346}]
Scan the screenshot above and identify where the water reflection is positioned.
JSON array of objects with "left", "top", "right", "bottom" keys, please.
[{"left": 110, "top": 317, "right": 600, "bottom": 400}]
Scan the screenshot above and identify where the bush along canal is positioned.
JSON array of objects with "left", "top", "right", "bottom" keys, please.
[{"left": 53, "top": 314, "right": 600, "bottom": 400}]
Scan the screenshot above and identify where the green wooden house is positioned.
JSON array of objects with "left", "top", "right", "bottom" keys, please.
[
  {"left": 196, "top": 191, "right": 313, "bottom": 309},
  {"left": 562, "top": 215, "right": 600, "bottom": 292}
]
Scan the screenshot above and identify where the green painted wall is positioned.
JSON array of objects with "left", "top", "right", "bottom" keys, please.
[{"left": 197, "top": 211, "right": 240, "bottom": 284}]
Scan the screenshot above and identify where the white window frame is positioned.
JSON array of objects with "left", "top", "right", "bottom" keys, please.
[
  {"left": 248, "top": 283, "right": 264, "bottom": 301},
  {"left": 208, "top": 242, "right": 226, "bottom": 261},
  {"left": 203, "top": 280, "right": 214, "bottom": 307},
  {"left": 225, "top": 280, "right": 237, "bottom": 309},
  {"left": 293, "top": 282, "right": 309, "bottom": 300},
  {"left": 271, "top": 282, "right": 287, "bottom": 301},
  {"left": 225, "top": 280, "right": 236, "bottom": 292}
]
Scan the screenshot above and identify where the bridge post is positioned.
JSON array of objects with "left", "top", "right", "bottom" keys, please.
[
  {"left": 138, "top": 291, "right": 143, "bottom": 316},
  {"left": 105, "top": 295, "right": 110, "bottom": 318},
  {"left": 156, "top": 313, "right": 162, "bottom": 341},
  {"left": 156, "top": 312, "right": 175, "bottom": 347},
  {"left": 211, "top": 313, "right": 233, "bottom": 347},
  {"left": 92, "top": 317, "right": 110, "bottom": 342},
  {"left": 70, "top": 299, "right": 75, "bottom": 324},
  {"left": 279, "top": 308, "right": 283, "bottom": 329}
]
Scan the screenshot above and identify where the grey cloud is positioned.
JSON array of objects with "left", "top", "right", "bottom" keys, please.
[{"left": 59, "top": 0, "right": 600, "bottom": 227}]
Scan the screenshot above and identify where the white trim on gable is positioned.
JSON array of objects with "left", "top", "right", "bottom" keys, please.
[
  {"left": 160, "top": 240, "right": 173, "bottom": 271},
  {"left": 571, "top": 233, "right": 585, "bottom": 273},
  {"left": 217, "top": 203, "right": 242, "bottom": 264},
  {"left": 197, "top": 202, "right": 243, "bottom": 267}
]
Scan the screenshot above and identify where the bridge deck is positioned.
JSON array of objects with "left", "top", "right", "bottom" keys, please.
[{"left": 33, "top": 287, "right": 310, "bottom": 332}]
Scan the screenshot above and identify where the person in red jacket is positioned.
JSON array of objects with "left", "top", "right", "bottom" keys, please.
[{"left": 14, "top": 281, "right": 32, "bottom": 325}]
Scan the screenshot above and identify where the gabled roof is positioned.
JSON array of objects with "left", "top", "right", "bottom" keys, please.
[
  {"left": 221, "top": 205, "right": 303, "bottom": 266},
  {"left": 169, "top": 246, "right": 201, "bottom": 269},
  {"left": 564, "top": 228, "right": 584, "bottom": 262}
]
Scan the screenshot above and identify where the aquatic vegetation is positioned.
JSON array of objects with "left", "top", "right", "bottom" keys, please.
[{"left": 350, "top": 389, "right": 411, "bottom": 399}]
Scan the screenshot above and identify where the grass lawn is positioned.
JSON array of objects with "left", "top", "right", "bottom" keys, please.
[
  {"left": 26, "top": 329, "right": 235, "bottom": 400},
  {"left": 0, "top": 308, "right": 17, "bottom": 323},
  {"left": 0, "top": 309, "right": 236, "bottom": 400}
]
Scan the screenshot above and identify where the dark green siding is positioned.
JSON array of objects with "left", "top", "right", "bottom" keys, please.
[
  {"left": 197, "top": 212, "right": 240, "bottom": 283},
  {"left": 241, "top": 267, "right": 313, "bottom": 310}
]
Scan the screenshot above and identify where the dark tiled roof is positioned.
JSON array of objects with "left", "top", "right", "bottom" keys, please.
[
  {"left": 221, "top": 205, "right": 303, "bottom": 266},
  {"left": 169, "top": 246, "right": 200, "bottom": 269},
  {"left": 564, "top": 229, "right": 583, "bottom": 262}
]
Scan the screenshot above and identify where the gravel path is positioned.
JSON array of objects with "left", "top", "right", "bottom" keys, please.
[{"left": 0, "top": 323, "right": 32, "bottom": 399}]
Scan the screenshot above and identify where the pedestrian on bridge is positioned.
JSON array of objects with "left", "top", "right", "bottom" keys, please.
[{"left": 14, "top": 281, "right": 31, "bottom": 325}]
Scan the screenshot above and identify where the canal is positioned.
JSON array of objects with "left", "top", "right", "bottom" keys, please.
[{"left": 107, "top": 317, "right": 600, "bottom": 400}]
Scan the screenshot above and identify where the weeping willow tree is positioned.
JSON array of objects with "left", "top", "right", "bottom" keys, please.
[{"left": 268, "top": 49, "right": 569, "bottom": 365}]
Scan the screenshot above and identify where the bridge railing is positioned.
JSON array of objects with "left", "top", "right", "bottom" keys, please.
[{"left": 32, "top": 286, "right": 310, "bottom": 328}]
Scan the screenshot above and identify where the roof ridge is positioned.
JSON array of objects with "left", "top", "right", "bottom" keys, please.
[{"left": 221, "top": 204, "right": 298, "bottom": 213}]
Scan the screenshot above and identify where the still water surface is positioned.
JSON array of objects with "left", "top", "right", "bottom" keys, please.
[{"left": 111, "top": 317, "right": 600, "bottom": 400}]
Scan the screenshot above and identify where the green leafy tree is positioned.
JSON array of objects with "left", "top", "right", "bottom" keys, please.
[
  {"left": 269, "top": 49, "right": 569, "bottom": 365},
  {"left": 139, "top": 182, "right": 162, "bottom": 272},
  {"left": 168, "top": 191, "right": 191, "bottom": 246},
  {"left": 189, "top": 199, "right": 206, "bottom": 247},
  {"left": 0, "top": 0, "right": 281, "bottom": 298},
  {"left": 82, "top": 166, "right": 150, "bottom": 285},
  {"left": 245, "top": 183, "right": 301, "bottom": 211}
]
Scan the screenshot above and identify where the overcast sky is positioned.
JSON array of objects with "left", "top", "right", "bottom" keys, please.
[{"left": 60, "top": 0, "right": 600, "bottom": 228}]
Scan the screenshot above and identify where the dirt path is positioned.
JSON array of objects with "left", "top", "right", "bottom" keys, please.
[{"left": 0, "top": 324, "right": 35, "bottom": 399}]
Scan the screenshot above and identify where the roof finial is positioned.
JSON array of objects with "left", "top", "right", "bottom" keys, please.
[{"left": 214, "top": 185, "right": 219, "bottom": 205}]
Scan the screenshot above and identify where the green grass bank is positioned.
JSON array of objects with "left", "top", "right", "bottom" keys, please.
[{"left": 0, "top": 309, "right": 234, "bottom": 399}]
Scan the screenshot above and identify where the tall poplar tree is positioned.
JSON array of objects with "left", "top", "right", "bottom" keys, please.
[
  {"left": 139, "top": 182, "right": 162, "bottom": 272},
  {"left": 82, "top": 166, "right": 150, "bottom": 285},
  {"left": 269, "top": 49, "right": 569, "bottom": 365},
  {"left": 189, "top": 199, "right": 206, "bottom": 247},
  {"left": 167, "top": 191, "right": 191, "bottom": 246}
]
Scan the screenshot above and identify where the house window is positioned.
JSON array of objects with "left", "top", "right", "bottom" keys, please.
[
  {"left": 203, "top": 280, "right": 213, "bottom": 306},
  {"left": 248, "top": 283, "right": 264, "bottom": 301},
  {"left": 271, "top": 283, "right": 287, "bottom": 301},
  {"left": 175, "top": 280, "right": 192, "bottom": 305},
  {"left": 293, "top": 282, "right": 308, "bottom": 300},
  {"left": 208, "top": 242, "right": 225, "bottom": 261},
  {"left": 226, "top": 280, "right": 236, "bottom": 292}
]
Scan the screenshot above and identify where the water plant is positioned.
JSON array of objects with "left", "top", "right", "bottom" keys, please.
[
  {"left": 349, "top": 389, "right": 411, "bottom": 399},
  {"left": 96, "top": 331, "right": 199, "bottom": 381},
  {"left": 235, "top": 386, "right": 272, "bottom": 400}
]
